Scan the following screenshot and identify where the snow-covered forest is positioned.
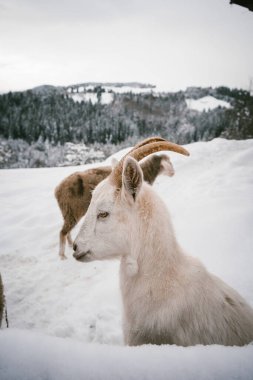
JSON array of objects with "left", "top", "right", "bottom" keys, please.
[
  {"left": 0, "top": 138, "right": 253, "bottom": 379},
  {"left": 0, "top": 83, "right": 253, "bottom": 168}
]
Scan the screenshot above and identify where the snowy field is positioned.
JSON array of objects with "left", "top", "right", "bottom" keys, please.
[{"left": 0, "top": 138, "right": 253, "bottom": 379}]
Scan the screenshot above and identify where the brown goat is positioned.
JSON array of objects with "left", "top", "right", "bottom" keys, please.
[{"left": 55, "top": 154, "right": 174, "bottom": 259}]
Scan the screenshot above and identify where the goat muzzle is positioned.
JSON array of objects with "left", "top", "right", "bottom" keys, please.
[{"left": 73, "top": 249, "right": 92, "bottom": 262}]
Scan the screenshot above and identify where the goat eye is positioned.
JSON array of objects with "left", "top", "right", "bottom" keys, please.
[{"left": 97, "top": 211, "right": 109, "bottom": 219}]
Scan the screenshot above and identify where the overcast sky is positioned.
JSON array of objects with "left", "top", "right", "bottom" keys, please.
[{"left": 0, "top": 0, "right": 252, "bottom": 93}]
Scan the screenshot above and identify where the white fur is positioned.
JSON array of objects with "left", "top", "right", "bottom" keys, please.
[{"left": 74, "top": 157, "right": 253, "bottom": 346}]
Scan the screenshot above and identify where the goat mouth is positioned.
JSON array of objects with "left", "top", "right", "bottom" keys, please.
[{"left": 74, "top": 250, "right": 92, "bottom": 262}]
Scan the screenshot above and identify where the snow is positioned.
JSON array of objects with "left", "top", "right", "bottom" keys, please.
[
  {"left": 186, "top": 96, "right": 231, "bottom": 112},
  {"left": 69, "top": 84, "right": 154, "bottom": 104},
  {"left": 0, "top": 329, "right": 253, "bottom": 380},
  {"left": 62, "top": 142, "right": 105, "bottom": 166},
  {"left": 100, "top": 92, "right": 114, "bottom": 104},
  {"left": 102, "top": 85, "right": 153, "bottom": 94},
  {"left": 70, "top": 92, "right": 98, "bottom": 104},
  {"left": 0, "top": 138, "right": 253, "bottom": 379},
  {"left": 70, "top": 87, "right": 151, "bottom": 104},
  {"left": 70, "top": 92, "right": 114, "bottom": 104}
]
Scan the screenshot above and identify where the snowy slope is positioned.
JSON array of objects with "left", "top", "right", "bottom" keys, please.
[
  {"left": 186, "top": 96, "right": 231, "bottom": 111},
  {"left": 69, "top": 84, "right": 153, "bottom": 104},
  {"left": 68, "top": 82, "right": 155, "bottom": 104},
  {"left": 0, "top": 138, "right": 253, "bottom": 379},
  {"left": 71, "top": 92, "right": 114, "bottom": 105}
]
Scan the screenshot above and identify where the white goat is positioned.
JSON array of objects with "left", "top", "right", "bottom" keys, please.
[{"left": 73, "top": 138, "right": 253, "bottom": 346}]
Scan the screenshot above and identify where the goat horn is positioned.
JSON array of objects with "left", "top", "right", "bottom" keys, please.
[
  {"left": 125, "top": 136, "right": 167, "bottom": 157},
  {"left": 133, "top": 136, "right": 166, "bottom": 149},
  {"left": 111, "top": 139, "right": 190, "bottom": 187}
]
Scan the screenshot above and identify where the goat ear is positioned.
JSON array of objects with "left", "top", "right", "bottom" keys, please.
[
  {"left": 111, "top": 157, "right": 119, "bottom": 169},
  {"left": 122, "top": 157, "right": 143, "bottom": 202}
]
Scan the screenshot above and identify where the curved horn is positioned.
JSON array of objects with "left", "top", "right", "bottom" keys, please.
[
  {"left": 125, "top": 136, "right": 167, "bottom": 157},
  {"left": 131, "top": 140, "right": 190, "bottom": 160},
  {"left": 111, "top": 139, "right": 190, "bottom": 187},
  {"left": 133, "top": 136, "right": 166, "bottom": 149}
]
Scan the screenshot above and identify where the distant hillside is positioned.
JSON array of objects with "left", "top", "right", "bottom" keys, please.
[{"left": 0, "top": 83, "right": 252, "bottom": 168}]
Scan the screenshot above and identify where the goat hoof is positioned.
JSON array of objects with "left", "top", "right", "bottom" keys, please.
[{"left": 60, "top": 255, "right": 67, "bottom": 260}]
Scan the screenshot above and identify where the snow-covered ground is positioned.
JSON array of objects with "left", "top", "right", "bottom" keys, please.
[
  {"left": 0, "top": 138, "right": 253, "bottom": 379},
  {"left": 186, "top": 96, "right": 231, "bottom": 111}
]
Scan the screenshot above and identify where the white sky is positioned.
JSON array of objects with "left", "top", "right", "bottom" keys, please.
[{"left": 0, "top": 0, "right": 252, "bottom": 93}]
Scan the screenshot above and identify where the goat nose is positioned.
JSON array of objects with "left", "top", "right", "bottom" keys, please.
[{"left": 73, "top": 243, "right": 77, "bottom": 252}]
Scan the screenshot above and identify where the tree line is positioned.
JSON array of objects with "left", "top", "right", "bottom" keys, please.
[{"left": 0, "top": 86, "right": 252, "bottom": 146}]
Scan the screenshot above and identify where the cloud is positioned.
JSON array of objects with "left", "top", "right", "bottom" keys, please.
[
  {"left": 0, "top": 0, "right": 151, "bottom": 25},
  {"left": 0, "top": 0, "right": 253, "bottom": 93}
]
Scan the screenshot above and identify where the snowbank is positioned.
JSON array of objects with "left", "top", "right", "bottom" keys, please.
[
  {"left": 1, "top": 329, "right": 253, "bottom": 380},
  {"left": 0, "top": 138, "right": 253, "bottom": 379}
]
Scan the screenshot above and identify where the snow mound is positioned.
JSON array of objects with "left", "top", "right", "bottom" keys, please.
[
  {"left": 186, "top": 96, "right": 231, "bottom": 111},
  {"left": 0, "top": 329, "right": 253, "bottom": 380}
]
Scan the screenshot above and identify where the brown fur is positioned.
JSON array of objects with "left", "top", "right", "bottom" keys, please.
[
  {"left": 55, "top": 155, "right": 174, "bottom": 259},
  {"left": 140, "top": 154, "right": 174, "bottom": 185}
]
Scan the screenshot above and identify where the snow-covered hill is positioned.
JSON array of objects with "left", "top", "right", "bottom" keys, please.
[
  {"left": 186, "top": 96, "right": 231, "bottom": 111},
  {"left": 29, "top": 82, "right": 156, "bottom": 105},
  {"left": 0, "top": 138, "right": 253, "bottom": 379},
  {"left": 68, "top": 82, "right": 155, "bottom": 104},
  {"left": 70, "top": 91, "right": 114, "bottom": 105}
]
